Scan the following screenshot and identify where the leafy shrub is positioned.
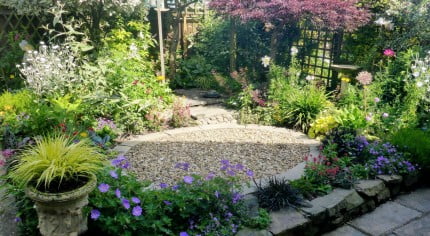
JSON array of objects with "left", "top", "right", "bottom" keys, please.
[
  {"left": 308, "top": 113, "right": 339, "bottom": 139},
  {"left": 85, "top": 21, "right": 173, "bottom": 133},
  {"left": 390, "top": 128, "right": 430, "bottom": 170},
  {"left": 0, "top": 31, "right": 27, "bottom": 91},
  {"left": 170, "top": 97, "right": 192, "bottom": 128},
  {"left": 334, "top": 105, "right": 368, "bottom": 131},
  {"left": 280, "top": 85, "right": 330, "bottom": 133},
  {"left": 253, "top": 177, "right": 304, "bottom": 211},
  {"left": 172, "top": 55, "right": 219, "bottom": 90}
]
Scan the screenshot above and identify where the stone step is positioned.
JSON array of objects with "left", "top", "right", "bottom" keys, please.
[
  {"left": 174, "top": 88, "right": 225, "bottom": 107},
  {"left": 189, "top": 105, "right": 237, "bottom": 125}
]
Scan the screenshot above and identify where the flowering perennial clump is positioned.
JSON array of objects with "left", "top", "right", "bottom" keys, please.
[
  {"left": 17, "top": 42, "right": 79, "bottom": 96},
  {"left": 89, "top": 156, "right": 257, "bottom": 235}
]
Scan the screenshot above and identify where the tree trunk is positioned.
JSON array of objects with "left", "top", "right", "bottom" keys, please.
[
  {"left": 229, "top": 18, "right": 238, "bottom": 73},
  {"left": 269, "top": 26, "right": 283, "bottom": 63}
]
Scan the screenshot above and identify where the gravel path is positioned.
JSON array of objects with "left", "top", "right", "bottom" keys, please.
[{"left": 125, "top": 125, "right": 317, "bottom": 185}]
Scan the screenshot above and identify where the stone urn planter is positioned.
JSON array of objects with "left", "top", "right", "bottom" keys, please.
[{"left": 25, "top": 174, "right": 97, "bottom": 236}]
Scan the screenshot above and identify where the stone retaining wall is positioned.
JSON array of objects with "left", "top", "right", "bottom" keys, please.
[{"left": 239, "top": 174, "right": 419, "bottom": 236}]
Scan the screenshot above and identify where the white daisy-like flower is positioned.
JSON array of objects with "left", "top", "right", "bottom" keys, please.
[
  {"left": 290, "top": 46, "right": 299, "bottom": 56},
  {"left": 261, "top": 56, "right": 271, "bottom": 68}
]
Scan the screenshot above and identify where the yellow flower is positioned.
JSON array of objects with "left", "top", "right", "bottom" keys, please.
[
  {"left": 341, "top": 77, "right": 351, "bottom": 83},
  {"left": 80, "top": 132, "right": 88, "bottom": 138},
  {"left": 9, "top": 74, "right": 15, "bottom": 79},
  {"left": 0, "top": 111, "right": 5, "bottom": 116},
  {"left": 156, "top": 75, "right": 165, "bottom": 81},
  {"left": 3, "top": 105, "right": 13, "bottom": 111}
]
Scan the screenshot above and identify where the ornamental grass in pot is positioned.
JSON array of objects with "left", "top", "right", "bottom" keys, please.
[{"left": 8, "top": 135, "right": 104, "bottom": 236}]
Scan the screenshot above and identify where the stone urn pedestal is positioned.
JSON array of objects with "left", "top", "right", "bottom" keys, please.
[{"left": 25, "top": 174, "right": 97, "bottom": 236}]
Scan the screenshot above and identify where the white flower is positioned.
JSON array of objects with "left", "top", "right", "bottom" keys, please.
[
  {"left": 413, "top": 72, "right": 421, "bottom": 77},
  {"left": 129, "top": 43, "right": 139, "bottom": 58},
  {"left": 290, "top": 46, "right": 299, "bottom": 56},
  {"left": 261, "top": 56, "right": 271, "bottom": 68},
  {"left": 374, "top": 17, "right": 394, "bottom": 30},
  {"left": 417, "top": 81, "right": 424, "bottom": 87},
  {"left": 305, "top": 75, "right": 315, "bottom": 81}
]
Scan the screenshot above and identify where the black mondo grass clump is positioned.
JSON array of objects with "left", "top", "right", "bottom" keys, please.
[{"left": 253, "top": 177, "right": 305, "bottom": 212}]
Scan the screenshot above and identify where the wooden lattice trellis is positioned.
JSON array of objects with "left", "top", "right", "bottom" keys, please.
[{"left": 0, "top": 8, "right": 42, "bottom": 54}]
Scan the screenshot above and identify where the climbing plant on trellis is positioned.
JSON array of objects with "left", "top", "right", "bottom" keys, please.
[{"left": 0, "top": 8, "right": 42, "bottom": 54}]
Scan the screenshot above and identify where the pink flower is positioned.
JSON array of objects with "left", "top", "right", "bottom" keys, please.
[
  {"left": 383, "top": 48, "right": 396, "bottom": 57},
  {"left": 382, "top": 113, "right": 389, "bottom": 118},
  {"left": 356, "top": 71, "right": 373, "bottom": 85},
  {"left": 374, "top": 97, "right": 380, "bottom": 103}
]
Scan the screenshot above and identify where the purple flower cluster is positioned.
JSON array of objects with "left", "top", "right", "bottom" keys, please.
[
  {"left": 96, "top": 117, "right": 117, "bottom": 130},
  {"left": 111, "top": 155, "right": 130, "bottom": 169},
  {"left": 367, "top": 154, "right": 418, "bottom": 176},
  {"left": 220, "top": 160, "right": 254, "bottom": 178},
  {"left": 175, "top": 162, "right": 190, "bottom": 171}
]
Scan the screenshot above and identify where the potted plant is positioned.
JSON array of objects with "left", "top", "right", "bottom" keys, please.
[{"left": 8, "top": 135, "right": 104, "bottom": 236}]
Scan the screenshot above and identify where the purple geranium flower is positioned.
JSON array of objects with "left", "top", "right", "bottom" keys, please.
[
  {"left": 14, "top": 217, "right": 21, "bottom": 223},
  {"left": 183, "top": 176, "right": 194, "bottom": 184},
  {"left": 122, "top": 199, "right": 130, "bottom": 209},
  {"left": 109, "top": 170, "right": 118, "bottom": 179},
  {"left": 232, "top": 192, "right": 242, "bottom": 204},
  {"left": 175, "top": 162, "right": 190, "bottom": 171},
  {"left": 221, "top": 159, "right": 230, "bottom": 166},
  {"left": 205, "top": 173, "right": 215, "bottom": 181},
  {"left": 98, "top": 183, "right": 110, "bottom": 193},
  {"left": 159, "top": 183, "right": 168, "bottom": 189},
  {"left": 180, "top": 232, "right": 189, "bottom": 236},
  {"left": 172, "top": 185, "right": 179, "bottom": 191},
  {"left": 131, "top": 197, "right": 140, "bottom": 204},
  {"left": 90, "top": 209, "right": 101, "bottom": 220},
  {"left": 115, "top": 188, "right": 121, "bottom": 198},
  {"left": 246, "top": 170, "right": 254, "bottom": 177},
  {"left": 163, "top": 200, "right": 172, "bottom": 205},
  {"left": 215, "top": 191, "right": 220, "bottom": 198},
  {"left": 132, "top": 206, "right": 142, "bottom": 216},
  {"left": 234, "top": 163, "right": 244, "bottom": 170}
]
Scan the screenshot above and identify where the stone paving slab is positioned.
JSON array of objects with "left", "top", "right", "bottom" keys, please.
[
  {"left": 392, "top": 214, "right": 430, "bottom": 236},
  {"left": 322, "top": 225, "right": 367, "bottom": 236},
  {"left": 349, "top": 201, "right": 422, "bottom": 235},
  {"left": 269, "top": 208, "right": 310, "bottom": 235},
  {"left": 395, "top": 188, "right": 430, "bottom": 213}
]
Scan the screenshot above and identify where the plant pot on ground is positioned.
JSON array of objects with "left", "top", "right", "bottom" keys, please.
[{"left": 8, "top": 135, "right": 104, "bottom": 236}]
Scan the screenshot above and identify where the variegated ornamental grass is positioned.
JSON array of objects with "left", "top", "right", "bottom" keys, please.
[{"left": 9, "top": 135, "right": 104, "bottom": 189}]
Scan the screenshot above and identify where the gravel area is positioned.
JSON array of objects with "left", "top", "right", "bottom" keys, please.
[{"left": 126, "top": 127, "right": 313, "bottom": 185}]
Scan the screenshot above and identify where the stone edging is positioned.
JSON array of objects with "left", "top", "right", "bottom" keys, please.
[{"left": 239, "top": 174, "right": 419, "bottom": 236}]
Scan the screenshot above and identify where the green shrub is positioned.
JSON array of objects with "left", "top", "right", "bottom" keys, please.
[
  {"left": 390, "top": 128, "right": 430, "bottom": 170},
  {"left": 280, "top": 85, "right": 331, "bottom": 132}
]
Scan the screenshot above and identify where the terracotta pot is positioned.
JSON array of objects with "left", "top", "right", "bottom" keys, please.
[{"left": 25, "top": 174, "right": 97, "bottom": 236}]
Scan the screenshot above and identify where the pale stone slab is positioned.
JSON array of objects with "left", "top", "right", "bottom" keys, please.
[
  {"left": 393, "top": 214, "right": 430, "bottom": 235},
  {"left": 269, "top": 208, "right": 309, "bottom": 235},
  {"left": 349, "top": 201, "right": 421, "bottom": 235},
  {"left": 395, "top": 188, "right": 430, "bottom": 213},
  {"left": 322, "top": 225, "right": 367, "bottom": 236},
  {"left": 237, "top": 228, "right": 272, "bottom": 236}
]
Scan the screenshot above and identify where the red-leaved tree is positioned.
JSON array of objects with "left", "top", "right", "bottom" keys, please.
[{"left": 209, "top": 0, "right": 371, "bottom": 65}]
